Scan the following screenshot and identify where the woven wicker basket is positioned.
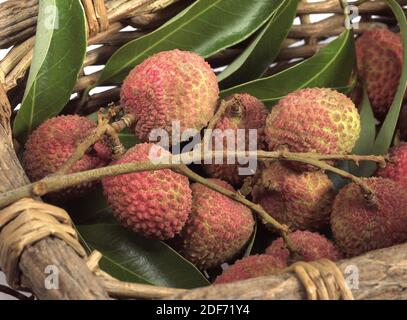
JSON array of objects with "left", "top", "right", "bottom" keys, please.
[{"left": 0, "top": 0, "right": 406, "bottom": 300}]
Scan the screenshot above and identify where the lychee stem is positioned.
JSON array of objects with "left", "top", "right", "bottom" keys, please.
[
  {"left": 57, "top": 116, "right": 109, "bottom": 175},
  {"left": 206, "top": 99, "right": 230, "bottom": 132},
  {"left": 0, "top": 148, "right": 385, "bottom": 257},
  {"left": 56, "top": 110, "right": 136, "bottom": 175},
  {"left": 201, "top": 99, "right": 232, "bottom": 153},
  {"left": 1, "top": 150, "right": 385, "bottom": 210},
  {"left": 176, "top": 166, "right": 290, "bottom": 233},
  {"left": 279, "top": 152, "right": 378, "bottom": 208},
  {"left": 174, "top": 165, "right": 298, "bottom": 254},
  {"left": 0, "top": 149, "right": 383, "bottom": 253},
  {"left": 105, "top": 125, "right": 126, "bottom": 160}
]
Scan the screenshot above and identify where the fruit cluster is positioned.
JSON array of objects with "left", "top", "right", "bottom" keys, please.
[{"left": 22, "top": 27, "right": 407, "bottom": 285}]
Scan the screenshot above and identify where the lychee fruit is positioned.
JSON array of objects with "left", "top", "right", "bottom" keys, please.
[
  {"left": 399, "top": 104, "right": 407, "bottom": 141},
  {"left": 22, "top": 115, "right": 111, "bottom": 199},
  {"left": 214, "top": 254, "right": 286, "bottom": 285},
  {"left": 265, "top": 231, "right": 342, "bottom": 265},
  {"left": 265, "top": 88, "right": 360, "bottom": 170},
  {"left": 175, "top": 179, "right": 255, "bottom": 269},
  {"left": 251, "top": 161, "right": 334, "bottom": 231},
  {"left": 377, "top": 143, "right": 407, "bottom": 189},
  {"left": 331, "top": 177, "right": 407, "bottom": 257},
  {"left": 356, "top": 28, "right": 404, "bottom": 118},
  {"left": 203, "top": 93, "right": 268, "bottom": 186},
  {"left": 121, "top": 49, "right": 219, "bottom": 142},
  {"left": 102, "top": 143, "right": 192, "bottom": 240}
]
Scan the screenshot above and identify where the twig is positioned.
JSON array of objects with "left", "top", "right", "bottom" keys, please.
[
  {"left": 106, "top": 125, "right": 126, "bottom": 159},
  {"left": 0, "top": 150, "right": 386, "bottom": 224},
  {"left": 175, "top": 165, "right": 291, "bottom": 236},
  {"left": 201, "top": 99, "right": 229, "bottom": 154},
  {"left": 277, "top": 151, "right": 378, "bottom": 208},
  {"left": 206, "top": 100, "right": 229, "bottom": 132},
  {"left": 56, "top": 110, "right": 136, "bottom": 175},
  {"left": 56, "top": 116, "right": 109, "bottom": 175},
  {"left": 0, "top": 148, "right": 385, "bottom": 256},
  {"left": 256, "top": 150, "right": 387, "bottom": 166}
]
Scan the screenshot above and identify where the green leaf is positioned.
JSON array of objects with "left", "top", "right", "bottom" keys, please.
[
  {"left": 353, "top": 90, "right": 376, "bottom": 155},
  {"left": 218, "top": 0, "right": 299, "bottom": 89},
  {"left": 350, "top": 89, "right": 377, "bottom": 177},
  {"left": 65, "top": 187, "right": 117, "bottom": 225},
  {"left": 98, "top": 0, "right": 282, "bottom": 84},
  {"left": 372, "top": 0, "right": 407, "bottom": 155},
  {"left": 78, "top": 224, "right": 209, "bottom": 289},
  {"left": 220, "top": 30, "right": 355, "bottom": 107},
  {"left": 328, "top": 161, "right": 350, "bottom": 191},
  {"left": 13, "top": 0, "right": 87, "bottom": 142},
  {"left": 118, "top": 128, "right": 140, "bottom": 149}
]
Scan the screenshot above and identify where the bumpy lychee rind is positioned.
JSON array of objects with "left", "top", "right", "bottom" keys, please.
[
  {"left": 265, "top": 88, "right": 360, "bottom": 167},
  {"left": 252, "top": 161, "right": 334, "bottom": 231},
  {"left": 214, "top": 254, "right": 286, "bottom": 284},
  {"left": 356, "top": 28, "right": 404, "bottom": 118},
  {"left": 265, "top": 231, "right": 342, "bottom": 265},
  {"left": 176, "top": 179, "right": 255, "bottom": 270},
  {"left": 203, "top": 93, "right": 268, "bottom": 186},
  {"left": 102, "top": 143, "right": 192, "bottom": 240},
  {"left": 377, "top": 143, "right": 407, "bottom": 189},
  {"left": 331, "top": 178, "right": 407, "bottom": 257},
  {"left": 121, "top": 49, "right": 219, "bottom": 142},
  {"left": 23, "top": 115, "right": 111, "bottom": 199}
]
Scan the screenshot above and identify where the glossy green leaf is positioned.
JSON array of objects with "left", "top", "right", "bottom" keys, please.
[
  {"left": 98, "top": 0, "right": 282, "bottom": 84},
  {"left": 350, "top": 89, "right": 377, "bottom": 177},
  {"left": 78, "top": 224, "right": 209, "bottom": 288},
  {"left": 372, "top": 0, "right": 407, "bottom": 155},
  {"left": 328, "top": 161, "right": 350, "bottom": 191},
  {"left": 65, "top": 187, "right": 116, "bottom": 225},
  {"left": 13, "top": 0, "right": 87, "bottom": 142},
  {"left": 353, "top": 90, "right": 376, "bottom": 155},
  {"left": 118, "top": 128, "right": 140, "bottom": 149},
  {"left": 218, "top": 0, "right": 299, "bottom": 89},
  {"left": 220, "top": 30, "right": 355, "bottom": 107}
]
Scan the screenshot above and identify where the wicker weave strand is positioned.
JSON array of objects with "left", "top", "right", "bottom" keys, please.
[
  {"left": 86, "top": 251, "right": 354, "bottom": 300},
  {"left": 288, "top": 259, "right": 354, "bottom": 300},
  {"left": 0, "top": 198, "right": 86, "bottom": 288},
  {"left": 82, "top": 0, "right": 110, "bottom": 36}
]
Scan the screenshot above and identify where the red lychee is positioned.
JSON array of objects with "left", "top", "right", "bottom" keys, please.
[
  {"left": 176, "top": 179, "right": 255, "bottom": 269},
  {"left": 356, "top": 28, "right": 404, "bottom": 118},
  {"left": 377, "top": 143, "right": 407, "bottom": 189},
  {"left": 203, "top": 93, "right": 268, "bottom": 186},
  {"left": 102, "top": 143, "right": 192, "bottom": 240},
  {"left": 265, "top": 88, "right": 360, "bottom": 171},
  {"left": 214, "top": 254, "right": 286, "bottom": 284},
  {"left": 251, "top": 161, "right": 334, "bottom": 231},
  {"left": 265, "top": 230, "right": 342, "bottom": 265},
  {"left": 22, "top": 115, "right": 111, "bottom": 199},
  {"left": 121, "top": 49, "right": 219, "bottom": 142},
  {"left": 331, "top": 178, "right": 407, "bottom": 257}
]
